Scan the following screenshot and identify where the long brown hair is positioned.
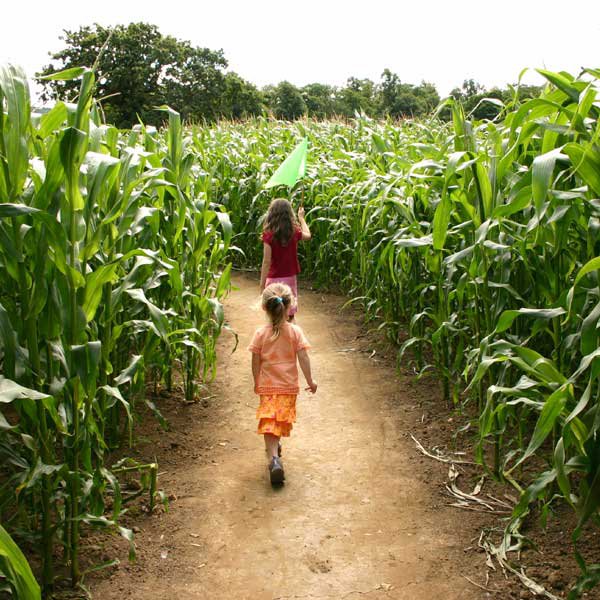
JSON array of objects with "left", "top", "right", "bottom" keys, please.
[
  {"left": 262, "top": 283, "right": 294, "bottom": 340},
  {"left": 263, "top": 198, "right": 298, "bottom": 245}
]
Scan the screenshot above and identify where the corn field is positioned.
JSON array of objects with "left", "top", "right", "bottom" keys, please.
[
  {"left": 190, "top": 68, "right": 600, "bottom": 596},
  {"left": 0, "top": 65, "right": 231, "bottom": 596},
  {"left": 2, "top": 62, "right": 600, "bottom": 597}
]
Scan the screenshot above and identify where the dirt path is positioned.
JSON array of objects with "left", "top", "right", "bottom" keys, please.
[{"left": 91, "top": 273, "right": 482, "bottom": 599}]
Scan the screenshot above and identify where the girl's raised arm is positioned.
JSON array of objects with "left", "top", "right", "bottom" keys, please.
[{"left": 298, "top": 206, "right": 311, "bottom": 241}]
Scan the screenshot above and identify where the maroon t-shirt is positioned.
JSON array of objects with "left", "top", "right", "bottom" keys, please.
[{"left": 262, "top": 228, "right": 302, "bottom": 278}]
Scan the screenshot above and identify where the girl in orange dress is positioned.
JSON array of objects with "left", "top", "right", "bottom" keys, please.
[{"left": 248, "top": 283, "right": 317, "bottom": 484}]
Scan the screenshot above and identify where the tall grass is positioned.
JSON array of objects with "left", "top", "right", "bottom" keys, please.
[{"left": 0, "top": 65, "right": 231, "bottom": 593}]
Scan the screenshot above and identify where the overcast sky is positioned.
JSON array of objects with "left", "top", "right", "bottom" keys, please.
[{"left": 3, "top": 0, "right": 600, "bottom": 97}]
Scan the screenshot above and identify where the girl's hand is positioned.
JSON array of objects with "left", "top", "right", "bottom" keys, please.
[
  {"left": 298, "top": 205, "right": 305, "bottom": 220},
  {"left": 305, "top": 380, "right": 317, "bottom": 394}
]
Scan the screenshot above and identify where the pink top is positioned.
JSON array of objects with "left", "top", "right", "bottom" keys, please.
[
  {"left": 248, "top": 322, "right": 311, "bottom": 394},
  {"left": 262, "top": 228, "right": 302, "bottom": 278}
]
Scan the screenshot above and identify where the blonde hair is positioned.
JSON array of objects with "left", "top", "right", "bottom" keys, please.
[{"left": 262, "top": 283, "right": 294, "bottom": 339}]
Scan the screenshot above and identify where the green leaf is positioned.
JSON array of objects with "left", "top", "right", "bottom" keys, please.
[
  {"left": 0, "top": 524, "right": 41, "bottom": 600},
  {"left": 563, "top": 143, "right": 600, "bottom": 196},
  {"left": 532, "top": 148, "right": 566, "bottom": 214},
  {"left": 432, "top": 193, "right": 451, "bottom": 251},
  {"left": 39, "top": 66, "right": 88, "bottom": 81},
  {"left": 0, "top": 377, "right": 50, "bottom": 402},
  {"left": 574, "top": 256, "right": 600, "bottom": 286},
  {"left": 0, "top": 203, "right": 39, "bottom": 217},
  {"left": 513, "top": 385, "right": 570, "bottom": 469},
  {"left": 83, "top": 263, "right": 119, "bottom": 322},
  {"left": 60, "top": 127, "right": 88, "bottom": 211},
  {"left": 495, "top": 307, "right": 566, "bottom": 333},
  {"left": 125, "top": 289, "right": 169, "bottom": 340}
]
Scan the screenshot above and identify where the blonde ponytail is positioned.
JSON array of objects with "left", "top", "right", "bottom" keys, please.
[{"left": 262, "top": 283, "right": 294, "bottom": 339}]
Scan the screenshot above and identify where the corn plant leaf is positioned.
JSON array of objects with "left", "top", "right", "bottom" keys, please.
[
  {"left": 537, "top": 69, "right": 581, "bottom": 103},
  {"left": 39, "top": 66, "right": 87, "bottom": 81},
  {"left": 71, "top": 342, "right": 102, "bottom": 398},
  {"left": 574, "top": 463, "right": 600, "bottom": 539},
  {"left": 0, "top": 377, "right": 50, "bottom": 402},
  {"left": 215, "top": 211, "right": 232, "bottom": 246},
  {"left": 114, "top": 355, "right": 143, "bottom": 387},
  {"left": 563, "top": 143, "right": 600, "bottom": 197},
  {"left": 574, "top": 256, "right": 600, "bottom": 286},
  {"left": 125, "top": 289, "right": 169, "bottom": 340},
  {"left": 495, "top": 307, "right": 566, "bottom": 333},
  {"left": 513, "top": 385, "right": 571, "bottom": 469},
  {"left": 216, "top": 263, "right": 232, "bottom": 298},
  {"left": 101, "top": 385, "right": 132, "bottom": 423},
  {"left": 532, "top": 148, "right": 566, "bottom": 214},
  {"left": 83, "top": 263, "right": 120, "bottom": 322},
  {"left": 60, "top": 127, "right": 88, "bottom": 211},
  {"left": 0, "top": 64, "right": 30, "bottom": 200},
  {"left": 580, "top": 301, "right": 600, "bottom": 356},
  {"left": 37, "top": 101, "right": 68, "bottom": 139},
  {"left": 0, "top": 524, "right": 41, "bottom": 600},
  {"left": 0, "top": 203, "right": 39, "bottom": 217}
]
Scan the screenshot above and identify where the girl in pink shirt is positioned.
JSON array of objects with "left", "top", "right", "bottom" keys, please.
[
  {"left": 260, "top": 198, "right": 311, "bottom": 320},
  {"left": 249, "top": 282, "right": 317, "bottom": 484}
]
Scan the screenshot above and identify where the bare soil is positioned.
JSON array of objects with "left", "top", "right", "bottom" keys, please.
[{"left": 84, "top": 273, "right": 597, "bottom": 600}]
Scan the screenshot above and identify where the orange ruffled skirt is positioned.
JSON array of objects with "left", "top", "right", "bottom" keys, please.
[{"left": 256, "top": 394, "right": 297, "bottom": 437}]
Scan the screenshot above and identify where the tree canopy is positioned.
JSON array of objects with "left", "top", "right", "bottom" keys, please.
[
  {"left": 37, "top": 23, "right": 543, "bottom": 126},
  {"left": 38, "top": 23, "right": 262, "bottom": 127}
]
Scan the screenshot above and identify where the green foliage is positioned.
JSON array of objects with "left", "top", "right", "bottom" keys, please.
[
  {"left": 0, "top": 524, "right": 41, "bottom": 600},
  {"left": 37, "top": 23, "right": 260, "bottom": 126},
  {"left": 0, "top": 64, "right": 231, "bottom": 593},
  {"left": 301, "top": 83, "right": 337, "bottom": 119},
  {"left": 335, "top": 77, "right": 377, "bottom": 117},
  {"left": 271, "top": 81, "right": 307, "bottom": 120},
  {"left": 379, "top": 69, "right": 440, "bottom": 118},
  {"left": 183, "top": 66, "right": 600, "bottom": 596},
  {"left": 449, "top": 78, "right": 543, "bottom": 120},
  {"left": 222, "top": 72, "right": 264, "bottom": 120}
]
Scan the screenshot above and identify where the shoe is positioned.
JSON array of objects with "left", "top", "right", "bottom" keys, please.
[{"left": 269, "top": 456, "right": 285, "bottom": 484}]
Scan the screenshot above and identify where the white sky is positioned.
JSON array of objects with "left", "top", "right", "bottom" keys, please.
[{"left": 3, "top": 0, "right": 600, "bottom": 97}]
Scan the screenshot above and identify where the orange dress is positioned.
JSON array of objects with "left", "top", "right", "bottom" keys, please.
[{"left": 248, "top": 322, "right": 311, "bottom": 437}]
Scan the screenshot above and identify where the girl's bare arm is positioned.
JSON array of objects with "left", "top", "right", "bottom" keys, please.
[
  {"left": 252, "top": 353, "right": 261, "bottom": 389},
  {"left": 297, "top": 349, "right": 317, "bottom": 393},
  {"left": 260, "top": 243, "right": 272, "bottom": 291},
  {"left": 298, "top": 206, "right": 311, "bottom": 241}
]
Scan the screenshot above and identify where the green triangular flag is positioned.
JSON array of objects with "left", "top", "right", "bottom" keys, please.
[{"left": 265, "top": 138, "right": 308, "bottom": 189}]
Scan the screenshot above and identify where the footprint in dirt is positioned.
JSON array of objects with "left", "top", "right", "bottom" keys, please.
[{"left": 305, "top": 553, "right": 332, "bottom": 574}]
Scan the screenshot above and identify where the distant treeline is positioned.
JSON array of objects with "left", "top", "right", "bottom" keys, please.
[{"left": 38, "top": 22, "right": 542, "bottom": 127}]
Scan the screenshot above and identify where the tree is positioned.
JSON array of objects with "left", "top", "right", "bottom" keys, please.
[
  {"left": 377, "top": 70, "right": 440, "bottom": 118},
  {"left": 221, "top": 72, "right": 264, "bottom": 120},
  {"left": 38, "top": 23, "right": 228, "bottom": 127},
  {"left": 162, "top": 46, "right": 228, "bottom": 122},
  {"left": 302, "top": 83, "right": 337, "bottom": 119},
  {"left": 336, "top": 77, "right": 376, "bottom": 117},
  {"left": 271, "top": 81, "right": 306, "bottom": 120},
  {"left": 413, "top": 81, "right": 440, "bottom": 114}
]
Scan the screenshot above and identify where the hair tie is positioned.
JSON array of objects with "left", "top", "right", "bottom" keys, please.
[{"left": 274, "top": 296, "right": 283, "bottom": 304}]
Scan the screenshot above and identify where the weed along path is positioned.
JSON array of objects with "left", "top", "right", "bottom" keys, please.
[{"left": 91, "top": 273, "right": 482, "bottom": 600}]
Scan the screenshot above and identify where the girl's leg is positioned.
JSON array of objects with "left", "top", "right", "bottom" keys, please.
[
  {"left": 264, "top": 433, "right": 280, "bottom": 460},
  {"left": 264, "top": 433, "right": 284, "bottom": 483}
]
